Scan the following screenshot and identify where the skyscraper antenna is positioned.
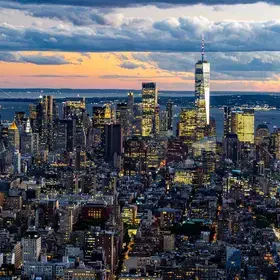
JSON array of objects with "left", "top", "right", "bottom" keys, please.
[{"left": 201, "top": 34, "right": 205, "bottom": 62}]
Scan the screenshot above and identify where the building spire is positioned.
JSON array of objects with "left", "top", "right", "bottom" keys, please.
[
  {"left": 25, "top": 118, "right": 32, "bottom": 133},
  {"left": 201, "top": 34, "right": 205, "bottom": 62}
]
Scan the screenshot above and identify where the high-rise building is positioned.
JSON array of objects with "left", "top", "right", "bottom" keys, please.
[
  {"left": 142, "top": 82, "right": 158, "bottom": 137},
  {"left": 29, "top": 104, "right": 37, "bottom": 121},
  {"left": 255, "top": 124, "right": 270, "bottom": 146},
  {"left": 159, "top": 110, "right": 168, "bottom": 133},
  {"left": 53, "top": 119, "right": 76, "bottom": 151},
  {"left": 224, "top": 133, "right": 240, "bottom": 165},
  {"left": 195, "top": 37, "right": 210, "bottom": 134},
  {"left": 226, "top": 247, "right": 241, "bottom": 278},
  {"left": 127, "top": 92, "right": 134, "bottom": 134},
  {"left": 20, "top": 118, "right": 39, "bottom": 155},
  {"left": 124, "top": 137, "right": 148, "bottom": 176},
  {"left": 128, "top": 91, "right": 134, "bottom": 109},
  {"left": 75, "top": 123, "right": 86, "bottom": 149},
  {"left": 15, "top": 111, "right": 26, "bottom": 126},
  {"left": 166, "top": 100, "right": 173, "bottom": 131},
  {"left": 178, "top": 108, "right": 197, "bottom": 145},
  {"left": 154, "top": 104, "right": 160, "bottom": 135},
  {"left": 270, "top": 128, "right": 280, "bottom": 160},
  {"left": 8, "top": 121, "right": 20, "bottom": 150},
  {"left": 104, "top": 124, "right": 123, "bottom": 162},
  {"left": 231, "top": 108, "right": 255, "bottom": 144},
  {"left": 22, "top": 229, "right": 41, "bottom": 263},
  {"left": 223, "top": 106, "right": 232, "bottom": 138},
  {"left": 92, "top": 106, "right": 105, "bottom": 128},
  {"left": 166, "top": 138, "right": 187, "bottom": 164},
  {"left": 84, "top": 227, "right": 117, "bottom": 272},
  {"left": 62, "top": 98, "right": 86, "bottom": 123},
  {"left": 35, "top": 95, "right": 55, "bottom": 151},
  {"left": 13, "top": 150, "right": 21, "bottom": 174},
  {"left": 116, "top": 103, "right": 129, "bottom": 137},
  {"left": 132, "top": 104, "right": 142, "bottom": 136},
  {"left": 92, "top": 104, "right": 113, "bottom": 139}
]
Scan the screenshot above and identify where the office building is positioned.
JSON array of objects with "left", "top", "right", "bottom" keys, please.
[
  {"left": 116, "top": 102, "right": 129, "bottom": 137},
  {"left": 178, "top": 108, "right": 197, "bottom": 145},
  {"left": 8, "top": 121, "right": 20, "bottom": 150},
  {"left": 224, "top": 106, "right": 232, "bottom": 137},
  {"left": 142, "top": 82, "right": 158, "bottom": 137},
  {"left": 104, "top": 124, "right": 123, "bottom": 162},
  {"left": 159, "top": 110, "right": 168, "bottom": 133},
  {"left": 21, "top": 118, "right": 39, "bottom": 155},
  {"left": 255, "top": 123, "right": 270, "bottom": 146},
  {"left": 53, "top": 119, "right": 76, "bottom": 151},
  {"left": 22, "top": 229, "right": 41, "bottom": 263},
  {"left": 132, "top": 104, "right": 142, "bottom": 136},
  {"left": 224, "top": 133, "right": 240, "bottom": 165},
  {"left": 195, "top": 37, "right": 210, "bottom": 138},
  {"left": 231, "top": 108, "right": 255, "bottom": 144},
  {"left": 166, "top": 100, "right": 173, "bottom": 131},
  {"left": 62, "top": 98, "right": 86, "bottom": 122},
  {"left": 124, "top": 137, "right": 148, "bottom": 176}
]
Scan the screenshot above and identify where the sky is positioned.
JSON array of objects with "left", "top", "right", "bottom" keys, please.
[{"left": 1, "top": 1, "right": 280, "bottom": 91}]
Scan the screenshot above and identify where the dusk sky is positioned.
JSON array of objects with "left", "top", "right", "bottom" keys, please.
[{"left": 1, "top": 0, "right": 280, "bottom": 91}]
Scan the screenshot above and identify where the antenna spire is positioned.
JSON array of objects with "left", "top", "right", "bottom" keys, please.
[{"left": 201, "top": 34, "right": 205, "bottom": 62}]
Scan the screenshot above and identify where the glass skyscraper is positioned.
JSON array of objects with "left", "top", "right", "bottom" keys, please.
[
  {"left": 142, "top": 82, "right": 158, "bottom": 137},
  {"left": 195, "top": 42, "right": 210, "bottom": 132}
]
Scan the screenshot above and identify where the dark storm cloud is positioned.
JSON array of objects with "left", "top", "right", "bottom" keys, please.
[
  {"left": 0, "top": 52, "right": 72, "bottom": 65},
  {"left": 2, "top": 0, "right": 280, "bottom": 7}
]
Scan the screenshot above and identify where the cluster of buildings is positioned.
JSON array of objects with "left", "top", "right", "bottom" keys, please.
[{"left": 1, "top": 44, "right": 280, "bottom": 280}]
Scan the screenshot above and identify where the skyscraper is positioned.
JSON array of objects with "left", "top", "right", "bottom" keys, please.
[
  {"left": 20, "top": 118, "right": 39, "bottom": 155},
  {"left": 127, "top": 92, "right": 134, "bottom": 135},
  {"left": 62, "top": 98, "right": 86, "bottom": 123},
  {"left": 124, "top": 137, "right": 148, "bottom": 176},
  {"left": 255, "top": 124, "right": 270, "bottom": 146},
  {"left": 178, "top": 109, "right": 197, "bottom": 145},
  {"left": 8, "top": 121, "right": 20, "bottom": 150},
  {"left": 104, "top": 124, "right": 123, "bottom": 162},
  {"left": 35, "top": 95, "right": 55, "bottom": 150},
  {"left": 195, "top": 37, "right": 210, "bottom": 139},
  {"left": 127, "top": 91, "right": 134, "bottom": 109},
  {"left": 224, "top": 133, "right": 240, "bottom": 165},
  {"left": 142, "top": 82, "right": 158, "bottom": 137},
  {"left": 166, "top": 100, "right": 173, "bottom": 131},
  {"left": 53, "top": 119, "right": 76, "bottom": 151},
  {"left": 116, "top": 103, "right": 129, "bottom": 136},
  {"left": 223, "top": 106, "right": 232, "bottom": 138},
  {"left": 231, "top": 108, "right": 255, "bottom": 144}
]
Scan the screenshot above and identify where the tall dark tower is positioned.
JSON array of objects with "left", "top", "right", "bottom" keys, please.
[
  {"left": 166, "top": 100, "right": 173, "bottom": 131},
  {"left": 224, "top": 106, "right": 232, "bottom": 138}
]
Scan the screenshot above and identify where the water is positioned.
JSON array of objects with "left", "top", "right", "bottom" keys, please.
[{"left": 2, "top": 88, "right": 280, "bottom": 99}]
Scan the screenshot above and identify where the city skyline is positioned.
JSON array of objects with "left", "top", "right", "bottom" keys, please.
[{"left": 1, "top": 1, "right": 280, "bottom": 91}]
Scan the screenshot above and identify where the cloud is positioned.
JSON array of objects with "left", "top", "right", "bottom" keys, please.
[
  {"left": 20, "top": 74, "right": 90, "bottom": 78},
  {"left": 131, "top": 51, "right": 280, "bottom": 80},
  {"left": 120, "top": 61, "right": 146, "bottom": 69},
  {"left": 1, "top": 16, "right": 280, "bottom": 53},
  {"left": 0, "top": 52, "right": 72, "bottom": 65},
  {"left": 2, "top": 0, "right": 280, "bottom": 8},
  {"left": 99, "top": 74, "right": 176, "bottom": 79},
  {"left": 25, "top": 6, "right": 124, "bottom": 26}
]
